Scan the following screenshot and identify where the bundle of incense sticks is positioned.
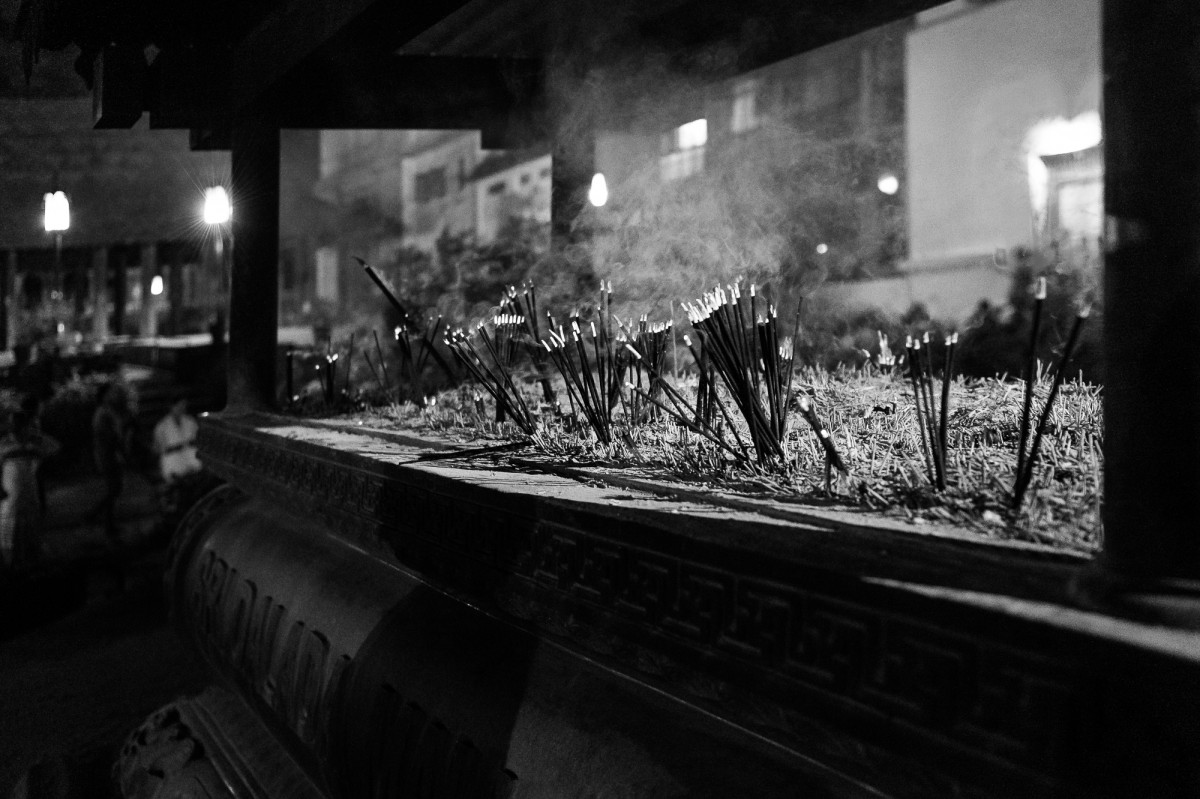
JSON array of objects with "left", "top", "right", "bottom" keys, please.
[
  {"left": 629, "top": 316, "right": 671, "bottom": 420},
  {"left": 876, "top": 331, "right": 896, "bottom": 373},
  {"left": 620, "top": 327, "right": 748, "bottom": 462},
  {"left": 541, "top": 317, "right": 617, "bottom": 443},
  {"left": 694, "top": 336, "right": 717, "bottom": 428},
  {"left": 1012, "top": 303, "right": 1091, "bottom": 511},
  {"left": 904, "top": 332, "right": 957, "bottom": 490},
  {"left": 445, "top": 322, "right": 535, "bottom": 435},
  {"left": 681, "top": 281, "right": 798, "bottom": 466},
  {"left": 321, "top": 349, "right": 340, "bottom": 406},
  {"left": 500, "top": 283, "right": 556, "bottom": 403},
  {"left": 1017, "top": 276, "right": 1048, "bottom": 482},
  {"left": 362, "top": 346, "right": 386, "bottom": 393},
  {"left": 394, "top": 316, "right": 455, "bottom": 391}
]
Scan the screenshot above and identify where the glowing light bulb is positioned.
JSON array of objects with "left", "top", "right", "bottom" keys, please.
[
  {"left": 588, "top": 173, "right": 608, "bottom": 207},
  {"left": 150, "top": 275, "right": 164, "bottom": 296},
  {"left": 203, "top": 186, "right": 232, "bottom": 224},
  {"left": 816, "top": 243, "right": 829, "bottom": 255},
  {"left": 877, "top": 174, "right": 899, "bottom": 195},
  {"left": 44, "top": 191, "right": 69, "bottom": 232}
]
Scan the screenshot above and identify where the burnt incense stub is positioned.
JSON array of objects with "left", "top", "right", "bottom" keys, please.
[{"left": 131, "top": 414, "right": 1200, "bottom": 799}]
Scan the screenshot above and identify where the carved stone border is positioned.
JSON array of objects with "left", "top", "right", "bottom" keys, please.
[{"left": 197, "top": 415, "right": 1200, "bottom": 798}]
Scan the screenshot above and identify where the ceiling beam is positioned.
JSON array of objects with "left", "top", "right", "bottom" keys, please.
[
  {"left": 228, "top": 0, "right": 471, "bottom": 113},
  {"left": 263, "top": 54, "right": 543, "bottom": 147}
]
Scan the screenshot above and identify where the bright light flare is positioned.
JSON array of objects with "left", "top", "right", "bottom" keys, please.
[
  {"left": 150, "top": 275, "right": 164, "bottom": 296},
  {"left": 877, "top": 173, "right": 900, "bottom": 195},
  {"left": 816, "top": 243, "right": 829, "bottom": 255},
  {"left": 44, "top": 191, "right": 69, "bottom": 232},
  {"left": 588, "top": 173, "right": 608, "bottom": 207},
  {"left": 203, "top": 186, "right": 232, "bottom": 224}
]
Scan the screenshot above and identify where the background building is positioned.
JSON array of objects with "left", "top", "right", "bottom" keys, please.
[{"left": 591, "top": 0, "right": 1100, "bottom": 321}]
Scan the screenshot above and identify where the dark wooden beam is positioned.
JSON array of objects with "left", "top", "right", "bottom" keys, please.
[
  {"left": 151, "top": 51, "right": 542, "bottom": 149},
  {"left": 92, "top": 45, "right": 147, "bottom": 129},
  {"left": 228, "top": 0, "right": 471, "bottom": 114},
  {"left": 1078, "top": 0, "right": 1200, "bottom": 614},
  {"left": 148, "top": 47, "right": 228, "bottom": 132},
  {"left": 261, "top": 54, "right": 543, "bottom": 148}
]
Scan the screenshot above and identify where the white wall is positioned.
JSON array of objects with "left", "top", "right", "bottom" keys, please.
[{"left": 905, "top": 0, "right": 1100, "bottom": 265}]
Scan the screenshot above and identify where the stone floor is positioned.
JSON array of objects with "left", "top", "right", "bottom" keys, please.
[{"left": 0, "top": 472, "right": 212, "bottom": 797}]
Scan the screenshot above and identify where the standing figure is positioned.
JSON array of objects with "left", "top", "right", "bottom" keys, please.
[
  {"left": 88, "top": 382, "right": 133, "bottom": 539},
  {"left": 0, "top": 411, "right": 60, "bottom": 569},
  {"left": 153, "top": 398, "right": 201, "bottom": 483}
]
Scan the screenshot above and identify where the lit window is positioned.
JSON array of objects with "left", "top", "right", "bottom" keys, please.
[
  {"left": 731, "top": 82, "right": 759, "bottom": 134},
  {"left": 660, "top": 118, "right": 708, "bottom": 182},
  {"left": 676, "top": 119, "right": 707, "bottom": 149}
]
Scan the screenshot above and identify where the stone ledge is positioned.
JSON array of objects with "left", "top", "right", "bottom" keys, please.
[{"left": 194, "top": 412, "right": 1200, "bottom": 798}]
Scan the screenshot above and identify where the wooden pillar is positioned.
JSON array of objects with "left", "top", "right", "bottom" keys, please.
[
  {"left": 112, "top": 248, "right": 126, "bottom": 336},
  {"left": 73, "top": 246, "right": 87, "bottom": 332},
  {"left": 168, "top": 247, "right": 184, "bottom": 335},
  {"left": 1, "top": 249, "right": 13, "bottom": 351},
  {"left": 1081, "top": 0, "right": 1200, "bottom": 608},
  {"left": 139, "top": 241, "right": 158, "bottom": 337},
  {"left": 91, "top": 246, "right": 110, "bottom": 341},
  {"left": 228, "top": 119, "right": 280, "bottom": 410}
]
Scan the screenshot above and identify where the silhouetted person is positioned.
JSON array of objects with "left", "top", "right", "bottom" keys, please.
[
  {"left": 87, "top": 382, "right": 132, "bottom": 539},
  {"left": 0, "top": 411, "right": 60, "bottom": 569}
]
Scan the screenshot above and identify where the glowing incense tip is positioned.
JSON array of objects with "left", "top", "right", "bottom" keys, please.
[
  {"left": 1078, "top": 304, "right": 1092, "bottom": 318},
  {"left": 1035, "top": 276, "right": 1047, "bottom": 300}
]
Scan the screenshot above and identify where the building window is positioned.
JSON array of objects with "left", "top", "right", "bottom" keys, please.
[
  {"left": 414, "top": 167, "right": 448, "bottom": 203},
  {"left": 488, "top": 181, "right": 506, "bottom": 196},
  {"left": 731, "top": 81, "right": 759, "bottom": 133},
  {"left": 520, "top": 173, "right": 531, "bottom": 186},
  {"left": 660, "top": 118, "right": 708, "bottom": 182},
  {"left": 539, "top": 167, "right": 551, "bottom": 179}
]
